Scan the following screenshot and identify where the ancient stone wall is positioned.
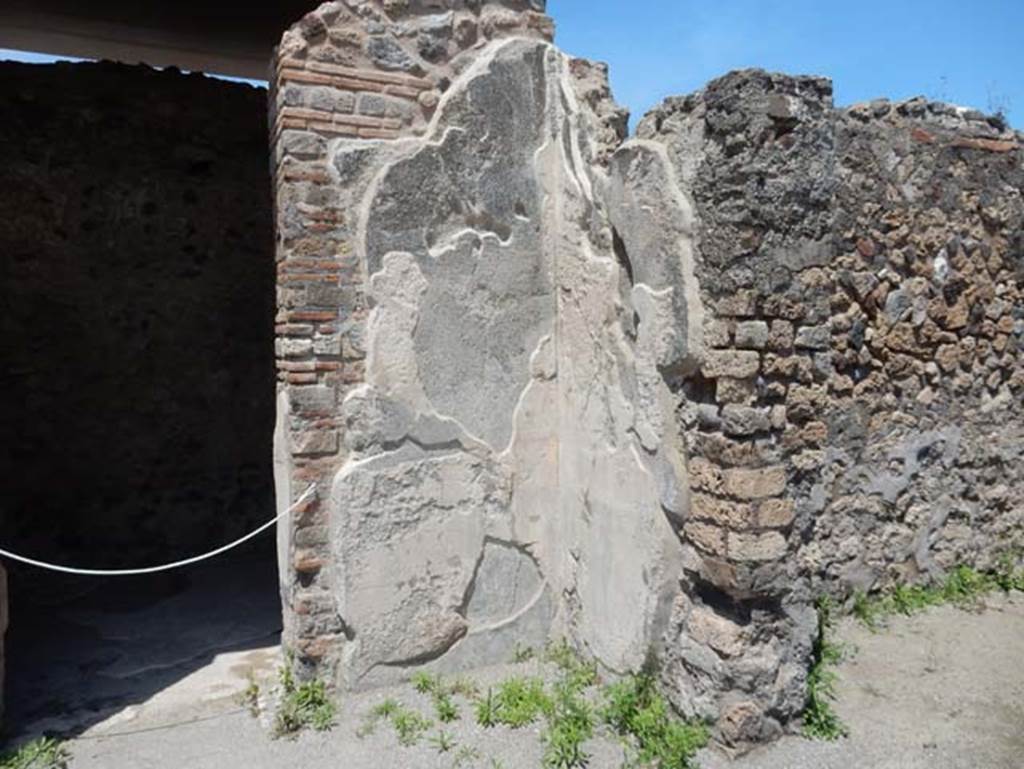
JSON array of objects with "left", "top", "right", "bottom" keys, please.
[
  {"left": 272, "top": 2, "right": 1023, "bottom": 748},
  {"left": 630, "top": 71, "right": 836, "bottom": 744},
  {"left": 635, "top": 71, "right": 1023, "bottom": 745},
  {"left": 0, "top": 61, "right": 275, "bottom": 571},
  {"left": 815, "top": 99, "right": 1024, "bottom": 589}
]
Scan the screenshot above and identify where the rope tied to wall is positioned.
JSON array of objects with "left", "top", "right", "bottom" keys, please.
[{"left": 0, "top": 485, "right": 316, "bottom": 576}]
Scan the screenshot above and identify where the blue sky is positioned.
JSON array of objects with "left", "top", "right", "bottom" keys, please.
[
  {"left": 550, "top": 0, "right": 1022, "bottom": 128},
  {"left": 3, "top": 2, "right": 1020, "bottom": 128}
]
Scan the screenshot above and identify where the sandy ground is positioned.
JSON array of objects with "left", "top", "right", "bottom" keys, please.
[{"left": 56, "top": 591, "right": 1024, "bottom": 769}]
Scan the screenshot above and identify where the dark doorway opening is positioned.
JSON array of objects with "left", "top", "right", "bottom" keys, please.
[{"left": 0, "top": 58, "right": 277, "bottom": 739}]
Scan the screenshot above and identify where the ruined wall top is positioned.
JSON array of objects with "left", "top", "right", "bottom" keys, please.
[{"left": 278, "top": 0, "right": 553, "bottom": 81}]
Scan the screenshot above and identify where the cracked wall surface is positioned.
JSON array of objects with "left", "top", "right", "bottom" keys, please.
[
  {"left": 271, "top": 1, "right": 1023, "bottom": 749},
  {"left": 270, "top": 0, "right": 689, "bottom": 690}
]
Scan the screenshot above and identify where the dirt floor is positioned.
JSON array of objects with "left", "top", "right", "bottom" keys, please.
[{"left": 22, "top": 591, "right": 1024, "bottom": 768}]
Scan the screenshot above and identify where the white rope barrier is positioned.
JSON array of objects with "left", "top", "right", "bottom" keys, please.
[{"left": 0, "top": 485, "right": 316, "bottom": 577}]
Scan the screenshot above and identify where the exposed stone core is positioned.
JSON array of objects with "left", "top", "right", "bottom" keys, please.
[{"left": 271, "top": 1, "right": 1023, "bottom": 748}]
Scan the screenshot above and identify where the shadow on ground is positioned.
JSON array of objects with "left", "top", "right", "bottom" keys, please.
[{"left": 4, "top": 543, "right": 280, "bottom": 744}]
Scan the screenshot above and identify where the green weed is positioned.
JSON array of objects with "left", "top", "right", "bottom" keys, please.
[
  {"left": 239, "top": 671, "right": 261, "bottom": 717},
  {"left": 994, "top": 553, "right": 1024, "bottom": 592},
  {"left": 373, "top": 698, "right": 400, "bottom": 719},
  {"left": 492, "top": 677, "right": 552, "bottom": 728},
  {"left": 601, "top": 673, "right": 709, "bottom": 768},
  {"left": 851, "top": 589, "right": 880, "bottom": 630},
  {"left": 412, "top": 671, "right": 443, "bottom": 695},
  {"left": 475, "top": 687, "right": 499, "bottom": 728},
  {"left": 392, "top": 707, "right": 433, "bottom": 746},
  {"left": 0, "top": 738, "right": 70, "bottom": 769},
  {"left": 429, "top": 730, "right": 457, "bottom": 753},
  {"left": 356, "top": 698, "right": 401, "bottom": 738},
  {"left": 802, "top": 597, "right": 848, "bottom": 741},
  {"left": 451, "top": 745, "right": 481, "bottom": 767},
  {"left": 434, "top": 690, "right": 461, "bottom": 723},
  {"left": 513, "top": 644, "right": 536, "bottom": 663},
  {"left": 273, "top": 677, "right": 337, "bottom": 737},
  {"left": 545, "top": 640, "right": 599, "bottom": 692},
  {"left": 449, "top": 677, "right": 481, "bottom": 699},
  {"left": 542, "top": 681, "right": 595, "bottom": 769},
  {"left": 853, "top": 562, "right": 1024, "bottom": 630}
]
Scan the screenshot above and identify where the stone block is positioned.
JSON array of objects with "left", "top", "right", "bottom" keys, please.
[
  {"left": 728, "top": 531, "right": 788, "bottom": 562},
  {"left": 768, "top": 319, "right": 795, "bottom": 350},
  {"left": 706, "top": 319, "right": 733, "bottom": 347},
  {"left": 715, "top": 290, "right": 757, "bottom": 317},
  {"left": 692, "top": 493, "right": 755, "bottom": 529},
  {"left": 722, "top": 405, "right": 771, "bottom": 436},
  {"left": 689, "top": 457, "right": 724, "bottom": 494},
  {"left": 735, "top": 320, "right": 769, "bottom": 349},
  {"left": 288, "top": 384, "right": 337, "bottom": 414},
  {"left": 758, "top": 499, "right": 796, "bottom": 528},
  {"left": 688, "top": 605, "right": 746, "bottom": 657},
  {"left": 684, "top": 521, "right": 727, "bottom": 556},
  {"left": 703, "top": 350, "right": 761, "bottom": 379},
  {"left": 723, "top": 466, "right": 787, "bottom": 500},
  {"left": 309, "top": 87, "right": 355, "bottom": 114},
  {"left": 280, "top": 129, "right": 327, "bottom": 159},
  {"left": 717, "top": 377, "right": 756, "bottom": 405},
  {"left": 292, "top": 429, "right": 340, "bottom": 456},
  {"left": 785, "top": 385, "right": 827, "bottom": 422},
  {"left": 794, "top": 324, "right": 830, "bottom": 350},
  {"left": 277, "top": 338, "right": 314, "bottom": 358}
]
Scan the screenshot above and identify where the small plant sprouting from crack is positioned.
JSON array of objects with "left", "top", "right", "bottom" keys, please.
[
  {"left": 542, "top": 680, "right": 595, "bottom": 769},
  {"left": 429, "top": 730, "right": 457, "bottom": 753},
  {"left": 601, "top": 671, "right": 709, "bottom": 768},
  {"left": 412, "top": 671, "right": 442, "bottom": 695},
  {"left": 802, "top": 596, "right": 849, "bottom": 741},
  {"left": 492, "top": 677, "right": 552, "bottom": 728},
  {"left": 451, "top": 745, "right": 481, "bottom": 767},
  {"left": 407, "top": 671, "right": 464, "bottom": 723},
  {"left": 272, "top": 656, "right": 337, "bottom": 738},
  {"left": 544, "top": 639, "right": 599, "bottom": 692},
  {"left": 449, "top": 676, "right": 480, "bottom": 699},
  {"left": 238, "top": 670, "right": 261, "bottom": 718},
  {"left": 853, "top": 560, "right": 1024, "bottom": 631},
  {"left": 0, "top": 738, "right": 70, "bottom": 769},
  {"left": 513, "top": 643, "right": 536, "bottom": 663},
  {"left": 434, "top": 689, "right": 460, "bottom": 723},
  {"left": 356, "top": 698, "right": 400, "bottom": 738},
  {"left": 475, "top": 687, "right": 499, "bottom": 728},
  {"left": 392, "top": 708, "right": 433, "bottom": 746},
  {"left": 360, "top": 697, "right": 433, "bottom": 746}
]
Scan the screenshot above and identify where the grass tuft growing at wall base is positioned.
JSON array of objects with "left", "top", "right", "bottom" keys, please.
[
  {"left": 0, "top": 738, "right": 70, "bottom": 769},
  {"left": 804, "top": 558, "right": 1024, "bottom": 741},
  {"left": 366, "top": 641, "right": 709, "bottom": 769},
  {"left": 601, "top": 672, "right": 710, "bottom": 768},
  {"left": 272, "top": 659, "right": 337, "bottom": 738},
  {"left": 853, "top": 560, "right": 1024, "bottom": 630},
  {"left": 802, "top": 596, "right": 848, "bottom": 741}
]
